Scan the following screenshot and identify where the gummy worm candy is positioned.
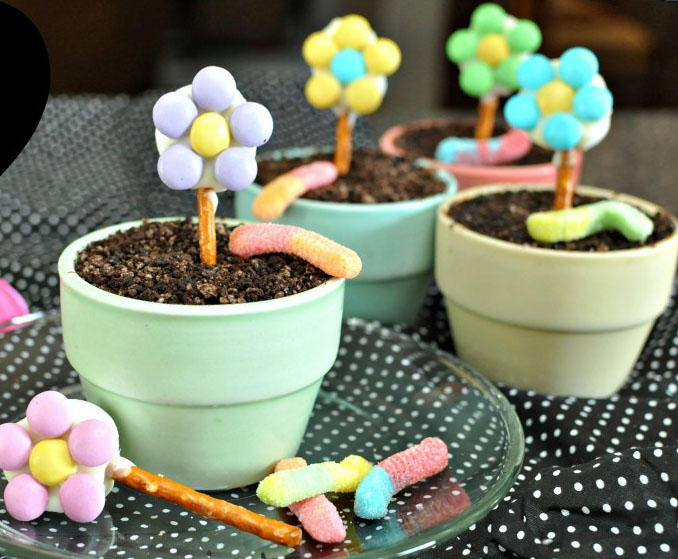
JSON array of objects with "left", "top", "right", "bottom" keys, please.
[
  {"left": 434, "top": 128, "right": 531, "bottom": 166},
  {"left": 526, "top": 200, "right": 654, "bottom": 244},
  {"left": 252, "top": 161, "right": 338, "bottom": 221},
  {"left": 0, "top": 391, "right": 301, "bottom": 548},
  {"left": 257, "top": 454, "right": 372, "bottom": 508},
  {"left": 274, "top": 457, "right": 346, "bottom": 543},
  {"left": 354, "top": 437, "right": 449, "bottom": 520},
  {"left": 229, "top": 223, "right": 362, "bottom": 279}
]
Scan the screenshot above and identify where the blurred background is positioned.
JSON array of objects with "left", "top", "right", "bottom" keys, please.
[{"left": 10, "top": 0, "right": 678, "bottom": 109}]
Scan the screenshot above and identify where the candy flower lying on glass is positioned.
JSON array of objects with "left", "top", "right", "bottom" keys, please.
[
  {"left": 153, "top": 66, "right": 273, "bottom": 265},
  {"left": 303, "top": 14, "right": 401, "bottom": 174},
  {"left": 0, "top": 391, "right": 119, "bottom": 522},
  {"left": 504, "top": 47, "right": 613, "bottom": 212},
  {"left": 444, "top": 2, "right": 541, "bottom": 146}
]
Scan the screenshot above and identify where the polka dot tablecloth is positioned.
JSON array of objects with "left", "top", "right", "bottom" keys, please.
[{"left": 2, "top": 88, "right": 678, "bottom": 558}]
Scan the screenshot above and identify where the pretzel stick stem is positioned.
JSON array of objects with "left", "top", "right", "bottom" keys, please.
[
  {"left": 334, "top": 112, "right": 353, "bottom": 176},
  {"left": 112, "top": 465, "right": 302, "bottom": 548},
  {"left": 553, "top": 150, "right": 575, "bottom": 210},
  {"left": 197, "top": 187, "right": 217, "bottom": 266},
  {"left": 474, "top": 95, "right": 498, "bottom": 140}
]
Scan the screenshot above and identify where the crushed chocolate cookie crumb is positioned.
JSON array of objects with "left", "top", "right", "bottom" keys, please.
[
  {"left": 75, "top": 219, "right": 330, "bottom": 304},
  {"left": 256, "top": 149, "right": 447, "bottom": 204}
]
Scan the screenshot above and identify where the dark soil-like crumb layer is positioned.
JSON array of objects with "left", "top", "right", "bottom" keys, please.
[
  {"left": 256, "top": 149, "right": 447, "bottom": 204},
  {"left": 75, "top": 219, "right": 330, "bottom": 304},
  {"left": 394, "top": 121, "right": 553, "bottom": 166},
  {"left": 447, "top": 190, "right": 676, "bottom": 251}
]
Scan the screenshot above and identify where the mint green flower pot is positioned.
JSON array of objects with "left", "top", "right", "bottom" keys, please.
[
  {"left": 235, "top": 148, "right": 457, "bottom": 324},
  {"left": 58, "top": 219, "right": 345, "bottom": 490}
]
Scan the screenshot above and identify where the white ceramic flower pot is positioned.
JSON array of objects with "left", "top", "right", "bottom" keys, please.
[{"left": 435, "top": 184, "right": 678, "bottom": 398}]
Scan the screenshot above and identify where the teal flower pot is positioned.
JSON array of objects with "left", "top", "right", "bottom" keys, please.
[
  {"left": 58, "top": 219, "right": 345, "bottom": 490},
  {"left": 235, "top": 148, "right": 457, "bottom": 324}
]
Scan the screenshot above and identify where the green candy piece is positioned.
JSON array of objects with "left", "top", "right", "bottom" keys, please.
[
  {"left": 470, "top": 3, "right": 506, "bottom": 34},
  {"left": 495, "top": 54, "right": 521, "bottom": 90},
  {"left": 446, "top": 29, "right": 478, "bottom": 64},
  {"left": 526, "top": 200, "right": 654, "bottom": 244},
  {"left": 460, "top": 61, "right": 494, "bottom": 97},
  {"left": 508, "top": 19, "right": 542, "bottom": 53}
]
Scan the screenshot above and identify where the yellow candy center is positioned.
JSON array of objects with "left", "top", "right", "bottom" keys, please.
[
  {"left": 189, "top": 112, "right": 230, "bottom": 158},
  {"left": 537, "top": 80, "right": 575, "bottom": 116},
  {"left": 476, "top": 34, "right": 509, "bottom": 67},
  {"left": 29, "top": 439, "right": 77, "bottom": 487}
]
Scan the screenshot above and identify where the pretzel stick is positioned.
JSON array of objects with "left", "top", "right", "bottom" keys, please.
[
  {"left": 553, "top": 150, "right": 575, "bottom": 210},
  {"left": 474, "top": 95, "right": 498, "bottom": 140},
  {"left": 334, "top": 112, "right": 353, "bottom": 176},
  {"left": 197, "top": 187, "right": 217, "bottom": 265},
  {"left": 111, "top": 465, "right": 302, "bottom": 548}
]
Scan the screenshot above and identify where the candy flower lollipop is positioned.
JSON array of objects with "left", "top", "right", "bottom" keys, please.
[
  {"left": 0, "top": 391, "right": 301, "bottom": 548},
  {"left": 303, "top": 14, "right": 401, "bottom": 174},
  {"left": 446, "top": 2, "right": 541, "bottom": 140},
  {"left": 154, "top": 66, "right": 273, "bottom": 265},
  {"left": 504, "top": 47, "right": 613, "bottom": 210}
]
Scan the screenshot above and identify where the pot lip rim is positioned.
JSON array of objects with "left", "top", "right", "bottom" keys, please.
[
  {"left": 437, "top": 184, "right": 678, "bottom": 259},
  {"left": 246, "top": 145, "right": 457, "bottom": 212},
  {"left": 379, "top": 118, "right": 583, "bottom": 173},
  {"left": 58, "top": 217, "right": 345, "bottom": 316}
]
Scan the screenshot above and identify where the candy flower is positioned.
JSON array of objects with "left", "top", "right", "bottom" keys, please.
[
  {"left": 446, "top": 2, "right": 541, "bottom": 139},
  {"left": 504, "top": 47, "right": 613, "bottom": 209},
  {"left": 153, "top": 66, "right": 273, "bottom": 265},
  {"left": 0, "top": 391, "right": 118, "bottom": 522},
  {"left": 302, "top": 14, "right": 401, "bottom": 174}
]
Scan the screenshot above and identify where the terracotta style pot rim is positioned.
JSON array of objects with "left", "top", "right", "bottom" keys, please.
[
  {"left": 438, "top": 184, "right": 678, "bottom": 259},
  {"left": 58, "top": 217, "right": 344, "bottom": 317},
  {"left": 379, "top": 119, "right": 583, "bottom": 173},
  {"left": 255, "top": 145, "right": 457, "bottom": 210}
]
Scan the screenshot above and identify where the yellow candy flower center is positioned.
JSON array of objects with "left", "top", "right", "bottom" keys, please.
[
  {"left": 537, "top": 80, "right": 575, "bottom": 116},
  {"left": 29, "top": 439, "right": 77, "bottom": 486},
  {"left": 476, "top": 34, "right": 509, "bottom": 67},
  {"left": 189, "top": 112, "right": 230, "bottom": 158}
]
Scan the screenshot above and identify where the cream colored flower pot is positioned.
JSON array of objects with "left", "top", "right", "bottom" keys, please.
[{"left": 435, "top": 184, "right": 678, "bottom": 398}]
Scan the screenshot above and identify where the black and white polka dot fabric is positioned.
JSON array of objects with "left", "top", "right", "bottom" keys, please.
[{"left": 1, "top": 87, "right": 678, "bottom": 558}]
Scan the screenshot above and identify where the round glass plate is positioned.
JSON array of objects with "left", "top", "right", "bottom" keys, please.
[{"left": 0, "top": 314, "right": 523, "bottom": 559}]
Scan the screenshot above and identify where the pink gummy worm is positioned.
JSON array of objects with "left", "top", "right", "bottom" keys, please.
[
  {"left": 230, "top": 223, "right": 300, "bottom": 259},
  {"left": 456, "top": 129, "right": 531, "bottom": 166},
  {"left": 229, "top": 223, "right": 362, "bottom": 279},
  {"left": 289, "top": 161, "right": 338, "bottom": 191},
  {"left": 378, "top": 437, "right": 449, "bottom": 493},
  {"left": 275, "top": 458, "right": 346, "bottom": 544}
]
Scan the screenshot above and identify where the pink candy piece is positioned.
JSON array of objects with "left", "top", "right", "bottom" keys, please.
[
  {"left": 68, "top": 419, "right": 117, "bottom": 467},
  {"left": 4, "top": 473, "right": 49, "bottom": 521},
  {"left": 26, "top": 391, "right": 72, "bottom": 438},
  {"left": 0, "top": 278, "right": 29, "bottom": 331},
  {"left": 0, "top": 423, "right": 32, "bottom": 470},
  {"left": 288, "top": 161, "right": 338, "bottom": 190},
  {"left": 59, "top": 473, "right": 106, "bottom": 523},
  {"left": 290, "top": 496, "right": 346, "bottom": 544},
  {"left": 275, "top": 457, "right": 346, "bottom": 544},
  {"left": 379, "top": 437, "right": 449, "bottom": 493}
]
